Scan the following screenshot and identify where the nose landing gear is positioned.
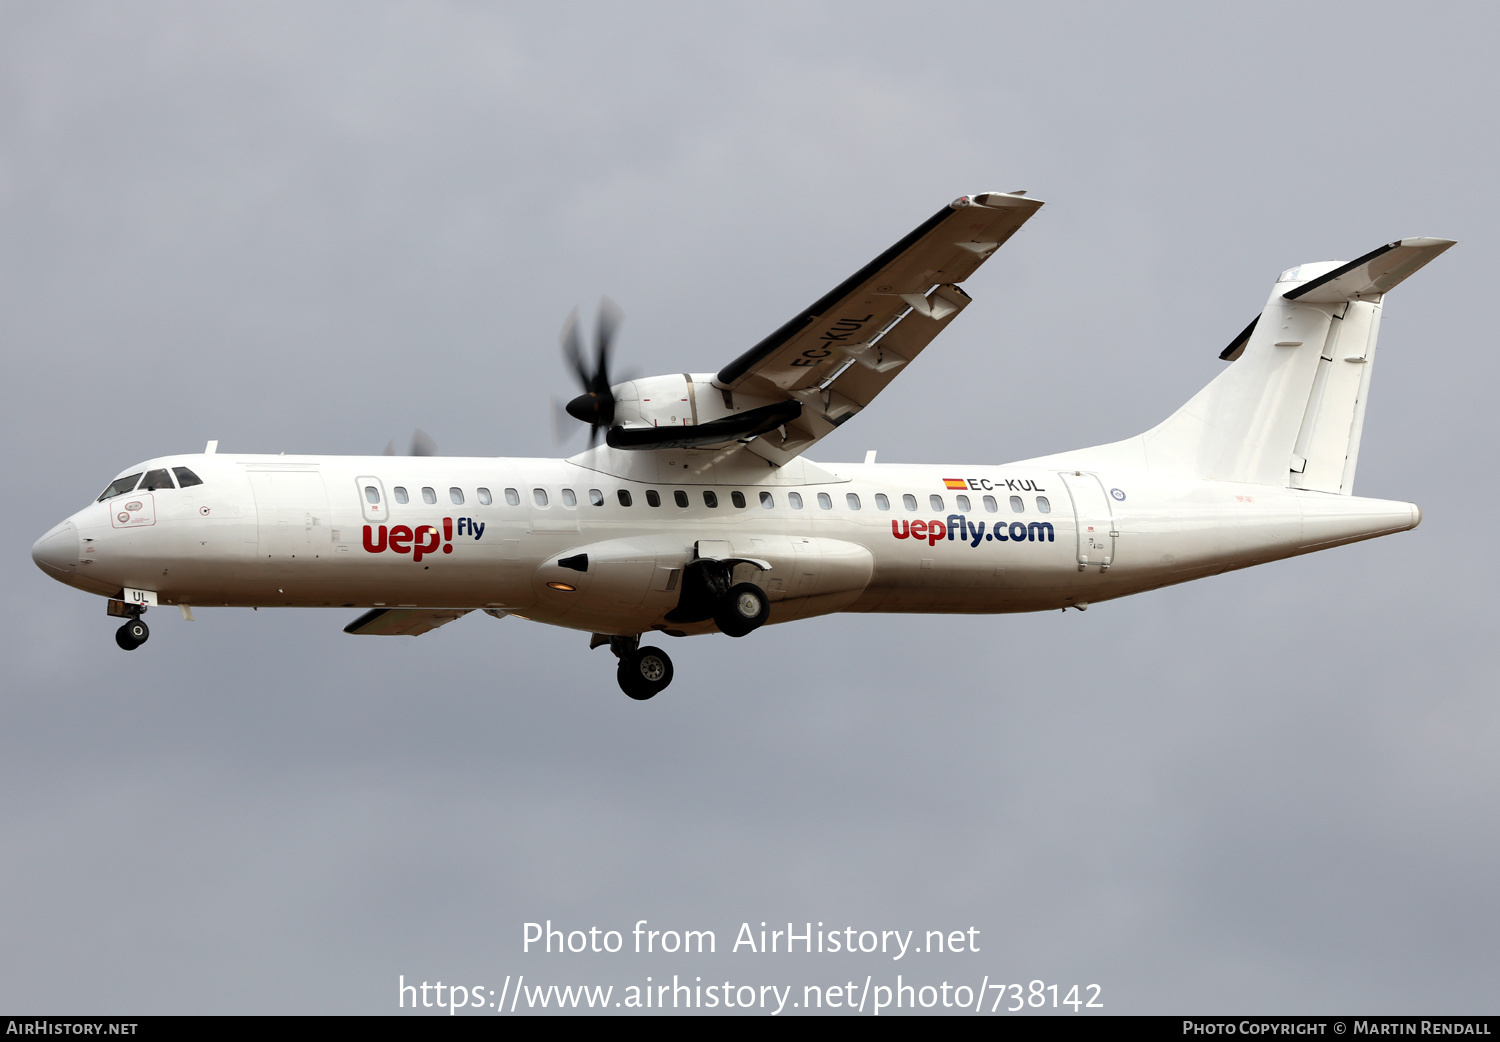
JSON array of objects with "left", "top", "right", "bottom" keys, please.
[{"left": 107, "top": 598, "right": 149, "bottom": 651}]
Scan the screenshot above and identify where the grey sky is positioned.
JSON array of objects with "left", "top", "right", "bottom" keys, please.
[{"left": 4, "top": 0, "right": 1497, "bottom": 1013}]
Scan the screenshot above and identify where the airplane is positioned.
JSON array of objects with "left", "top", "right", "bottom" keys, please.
[{"left": 30, "top": 191, "right": 1454, "bottom": 700}]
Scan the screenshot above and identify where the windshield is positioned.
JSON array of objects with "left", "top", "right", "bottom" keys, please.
[{"left": 97, "top": 473, "right": 142, "bottom": 502}]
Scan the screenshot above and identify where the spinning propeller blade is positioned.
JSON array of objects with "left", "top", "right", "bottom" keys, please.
[{"left": 561, "top": 298, "right": 624, "bottom": 445}]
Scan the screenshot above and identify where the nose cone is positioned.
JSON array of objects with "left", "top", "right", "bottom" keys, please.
[{"left": 31, "top": 521, "right": 79, "bottom": 580}]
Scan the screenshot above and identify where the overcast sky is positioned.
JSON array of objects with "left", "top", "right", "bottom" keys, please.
[{"left": 4, "top": 0, "right": 1498, "bottom": 1015}]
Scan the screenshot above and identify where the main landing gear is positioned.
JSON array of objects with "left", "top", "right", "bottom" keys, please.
[
  {"left": 107, "top": 599, "right": 149, "bottom": 651},
  {"left": 593, "top": 578, "right": 773, "bottom": 701},
  {"left": 595, "top": 634, "right": 675, "bottom": 700}
]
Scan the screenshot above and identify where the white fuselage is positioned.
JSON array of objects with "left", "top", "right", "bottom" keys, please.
[{"left": 35, "top": 449, "right": 1420, "bottom": 637}]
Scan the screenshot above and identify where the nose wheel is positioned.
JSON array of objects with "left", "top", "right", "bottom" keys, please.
[{"left": 115, "top": 618, "right": 149, "bottom": 651}]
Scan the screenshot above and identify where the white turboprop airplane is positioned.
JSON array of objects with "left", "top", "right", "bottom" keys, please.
[{"left": 31, "top": 192, "right": 1453, "bottom": 699}]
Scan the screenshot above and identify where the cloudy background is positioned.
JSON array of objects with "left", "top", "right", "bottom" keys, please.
[{"left": 3, "top": 0, "right": 1496, "bottom": 1014}]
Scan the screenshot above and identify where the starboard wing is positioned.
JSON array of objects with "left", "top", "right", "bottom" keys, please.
[{"left": 717, "top": 191, "right": 1042, "bottom": 463}]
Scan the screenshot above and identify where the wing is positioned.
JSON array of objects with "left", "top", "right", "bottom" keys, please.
[
  {"left": 718, "top": 191, "right": 1042, "bottom": 463},
  {"left": 343, "top": 607, "right": 474, "bottom": 636}
]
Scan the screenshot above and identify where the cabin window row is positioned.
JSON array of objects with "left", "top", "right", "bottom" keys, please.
[{"left": 364, "top": 484, "right": 1051, "bottom": 515}]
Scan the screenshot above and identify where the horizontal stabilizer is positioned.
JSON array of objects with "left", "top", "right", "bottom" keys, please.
[
  {"left": 1284, "top": 237, "right": 1456, "bottom": 303},
  {"left": 343, "top": 607, "right": 473, "bottom": 636}
]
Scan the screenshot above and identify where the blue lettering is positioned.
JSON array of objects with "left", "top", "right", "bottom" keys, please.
[
  {"left": 472, "top": 521, "right": 485, "bottom": 540},
  {"left": 1010, "top": 521, "right": 1028, "bottom": 541},
  {"left": 457, "top": 518, "right": 468, "bottom": 536},
  {"left": 1027, "top": 521, "right": 1054, "bottom": 542},
  {"left": 969, "top": 520, "right": 986, "bottom": 547},
  {"left": 946, "top": 514, "right": 963, "bottom": 541}
]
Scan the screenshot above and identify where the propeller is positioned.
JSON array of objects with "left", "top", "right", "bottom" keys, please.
[
  {"left": 382, "top": 429, "right": 438, "bottom": 456},
  {"left": 561, "top": 298, "right": 624, "bottom": 445}
]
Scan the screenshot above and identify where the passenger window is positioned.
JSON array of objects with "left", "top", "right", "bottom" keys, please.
[
  {"left": 504, "top": 488, "right": 520, "bottom": 506},
  {"left": 731, "top": 491, "right": 746, "bottom": 508},
  {"left": 902, "top": 494, "right": 917, "bottom": 511},
  {"left": 99, "top": 474, "right": 142, "bottom": 501},
  {"left": 139, "top": 469, "right": 175, "bottom": 491},
  {"left": 171, "top": 467, "right": 203, "bottom": 488},
  {"left": 477, "top": 488, "right": 493, "bottom": 506},
  {"left": 703, "top": 491, "right": 718, "bottom": 508},
  {"left": 617, "top": 489, "right": 632, "bottom": 507},
  {"left": 983, "top": 495, "right": 997, "bottom": 512},
  {"left": 561, "top": 488, "right": 577, "bottom": 507},
  {"left": 589, "top": 489, "right": 603, "bottom": 506},
  {"left": 788, "top": 492, "right": 803, "bottom": 509},
  {"left": 646, "top": 490, "right": 661, "bottom": 507},
  {"left": 533, "top": 488, "right": 548, "bottom": 507},
  {"left": 394, "top": 486, "right": 409, "bottom": 504},
  {"left": 1036, "top": 496, "right": 1051, "bottom": 514},
  {"left": 1010, "top": 495, "right": 1024, "bottom": 513},
  {"left": 674, "top": 490, "right": 689, "bottom": 508},
  {"left": 364, "top": 486, "right": 381, "bottom": 504},
  {"left": 817, "top": 492, "right": 832, "bottom": 509},
  {"left": 450, "top": 487, "right": 465, "bottom": 505},
  {"left": 875, "top": 493, "right": 890, "bottom": 510},
  {"left": 955, "top": 494, "right": 970, "bottom": 511},
  {"left": 422, "top": 487, "right": 437, "bottom": 505},
  {"left": 930, "top": 495, "right": 944, "bottom": 511},
  {"left": 846, "top": 493, "right": 861, "bottom": 510},
  {"left": 760, "top": 491, "right": 774, "bottom": 508}
]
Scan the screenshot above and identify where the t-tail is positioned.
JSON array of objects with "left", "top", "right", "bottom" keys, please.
[{"left": 1031, "top": 237, "right": 1455, "bottom": 491}]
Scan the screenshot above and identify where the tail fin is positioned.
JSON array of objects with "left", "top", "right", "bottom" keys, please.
[{"left": 1066, "top": 238, "right": 1453, "bottom": 491}]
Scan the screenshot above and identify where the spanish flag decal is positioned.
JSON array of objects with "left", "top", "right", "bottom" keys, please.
[{"left": 942, "top": 478, "right": 968, "bottom": 490}]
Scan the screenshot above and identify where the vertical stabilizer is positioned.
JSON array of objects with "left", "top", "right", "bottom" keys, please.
[{"left": 1030, "top": 239, "right": 1454, "bottom": 490}]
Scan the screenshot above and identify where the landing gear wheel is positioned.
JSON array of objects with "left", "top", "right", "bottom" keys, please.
[
  {"left": 617, "top": 646, "right": 673, "bottom": 700},
  {"left": 714, "top": 582, "right": 770, "bottom": 638},
  {"left": 115, "top": 619, "right": 149, "bottom": 650}
]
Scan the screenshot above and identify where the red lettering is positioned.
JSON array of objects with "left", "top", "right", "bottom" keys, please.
[
  {"left": 442, "top": 517, "right": 454, "bottom": 553},
  {"left": 910, "top": 519, "right": 927, "bottom": 540},
  {"left": 891, "top": 520, "right": 910, "bottom": 539},
  {"left": 361, "top": 525, "right": 387, "bottom": 553},
  {"left": 388, "top": 525, "right": 413, "bottom": 554},
  {"left": 412, "top": 526, "right": 440, "bottom": 562},
  {"left": 928, "top": 520, "right": 946, "bottom": 547}
]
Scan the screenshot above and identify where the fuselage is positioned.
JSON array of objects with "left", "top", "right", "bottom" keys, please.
[{"left": 32, "top": 450, "right": 1420, "bottom": 637}]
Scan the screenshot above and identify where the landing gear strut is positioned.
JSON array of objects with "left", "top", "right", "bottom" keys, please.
[
  {"left": 595, "top": 634, "right": 674, "bottom": 700},
  {"left": 109, "top": 600, "right": 149, "bottom": 651}
]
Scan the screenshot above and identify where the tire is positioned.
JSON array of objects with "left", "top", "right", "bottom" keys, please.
[
  {"left": 617, "top": 646, "right": 673, "bottom": 700},
  {"left": 115, "top": 621, "right": 145, "bottom": 650},
  {"left": 714, "top": 582, "right": 770, "bottom": 638}
]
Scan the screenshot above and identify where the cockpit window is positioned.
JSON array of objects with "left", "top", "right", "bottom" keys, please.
[
  {"left": 172, "top": 467, "right": 203, "bottom": 488},
  {"left": 139, "top": 469, "right": 176, "bottom": 491},
  {"left": 97, "top": 473, "right": 142, "bottom": 502}
]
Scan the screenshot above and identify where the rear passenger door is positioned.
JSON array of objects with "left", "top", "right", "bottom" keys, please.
[{"left": 1059, "top": 471, "right": 1117, "bottom": 572}]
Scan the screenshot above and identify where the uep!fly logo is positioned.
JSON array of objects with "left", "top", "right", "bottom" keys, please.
[{"left": 362, "top": 517, "right": 486, "bottom": 562}]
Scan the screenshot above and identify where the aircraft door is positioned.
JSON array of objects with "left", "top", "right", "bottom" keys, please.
[
  {"left": 355, "top": 476, "right": 387, "bottom": 523},
  {"left": 1059, "top": 471, "right": 1117, "bottom": 571},
  {"left": 248, "top": 468, "right": 332, "bottom": 571}
]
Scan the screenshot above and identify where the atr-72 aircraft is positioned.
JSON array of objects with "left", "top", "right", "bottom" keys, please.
[{"left": 31, "top": 191, "right": 1452, "bottom": 699}]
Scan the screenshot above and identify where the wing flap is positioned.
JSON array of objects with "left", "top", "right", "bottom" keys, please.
[{"left": 343, "top": 607, "right": 474, "bottom": 636}]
